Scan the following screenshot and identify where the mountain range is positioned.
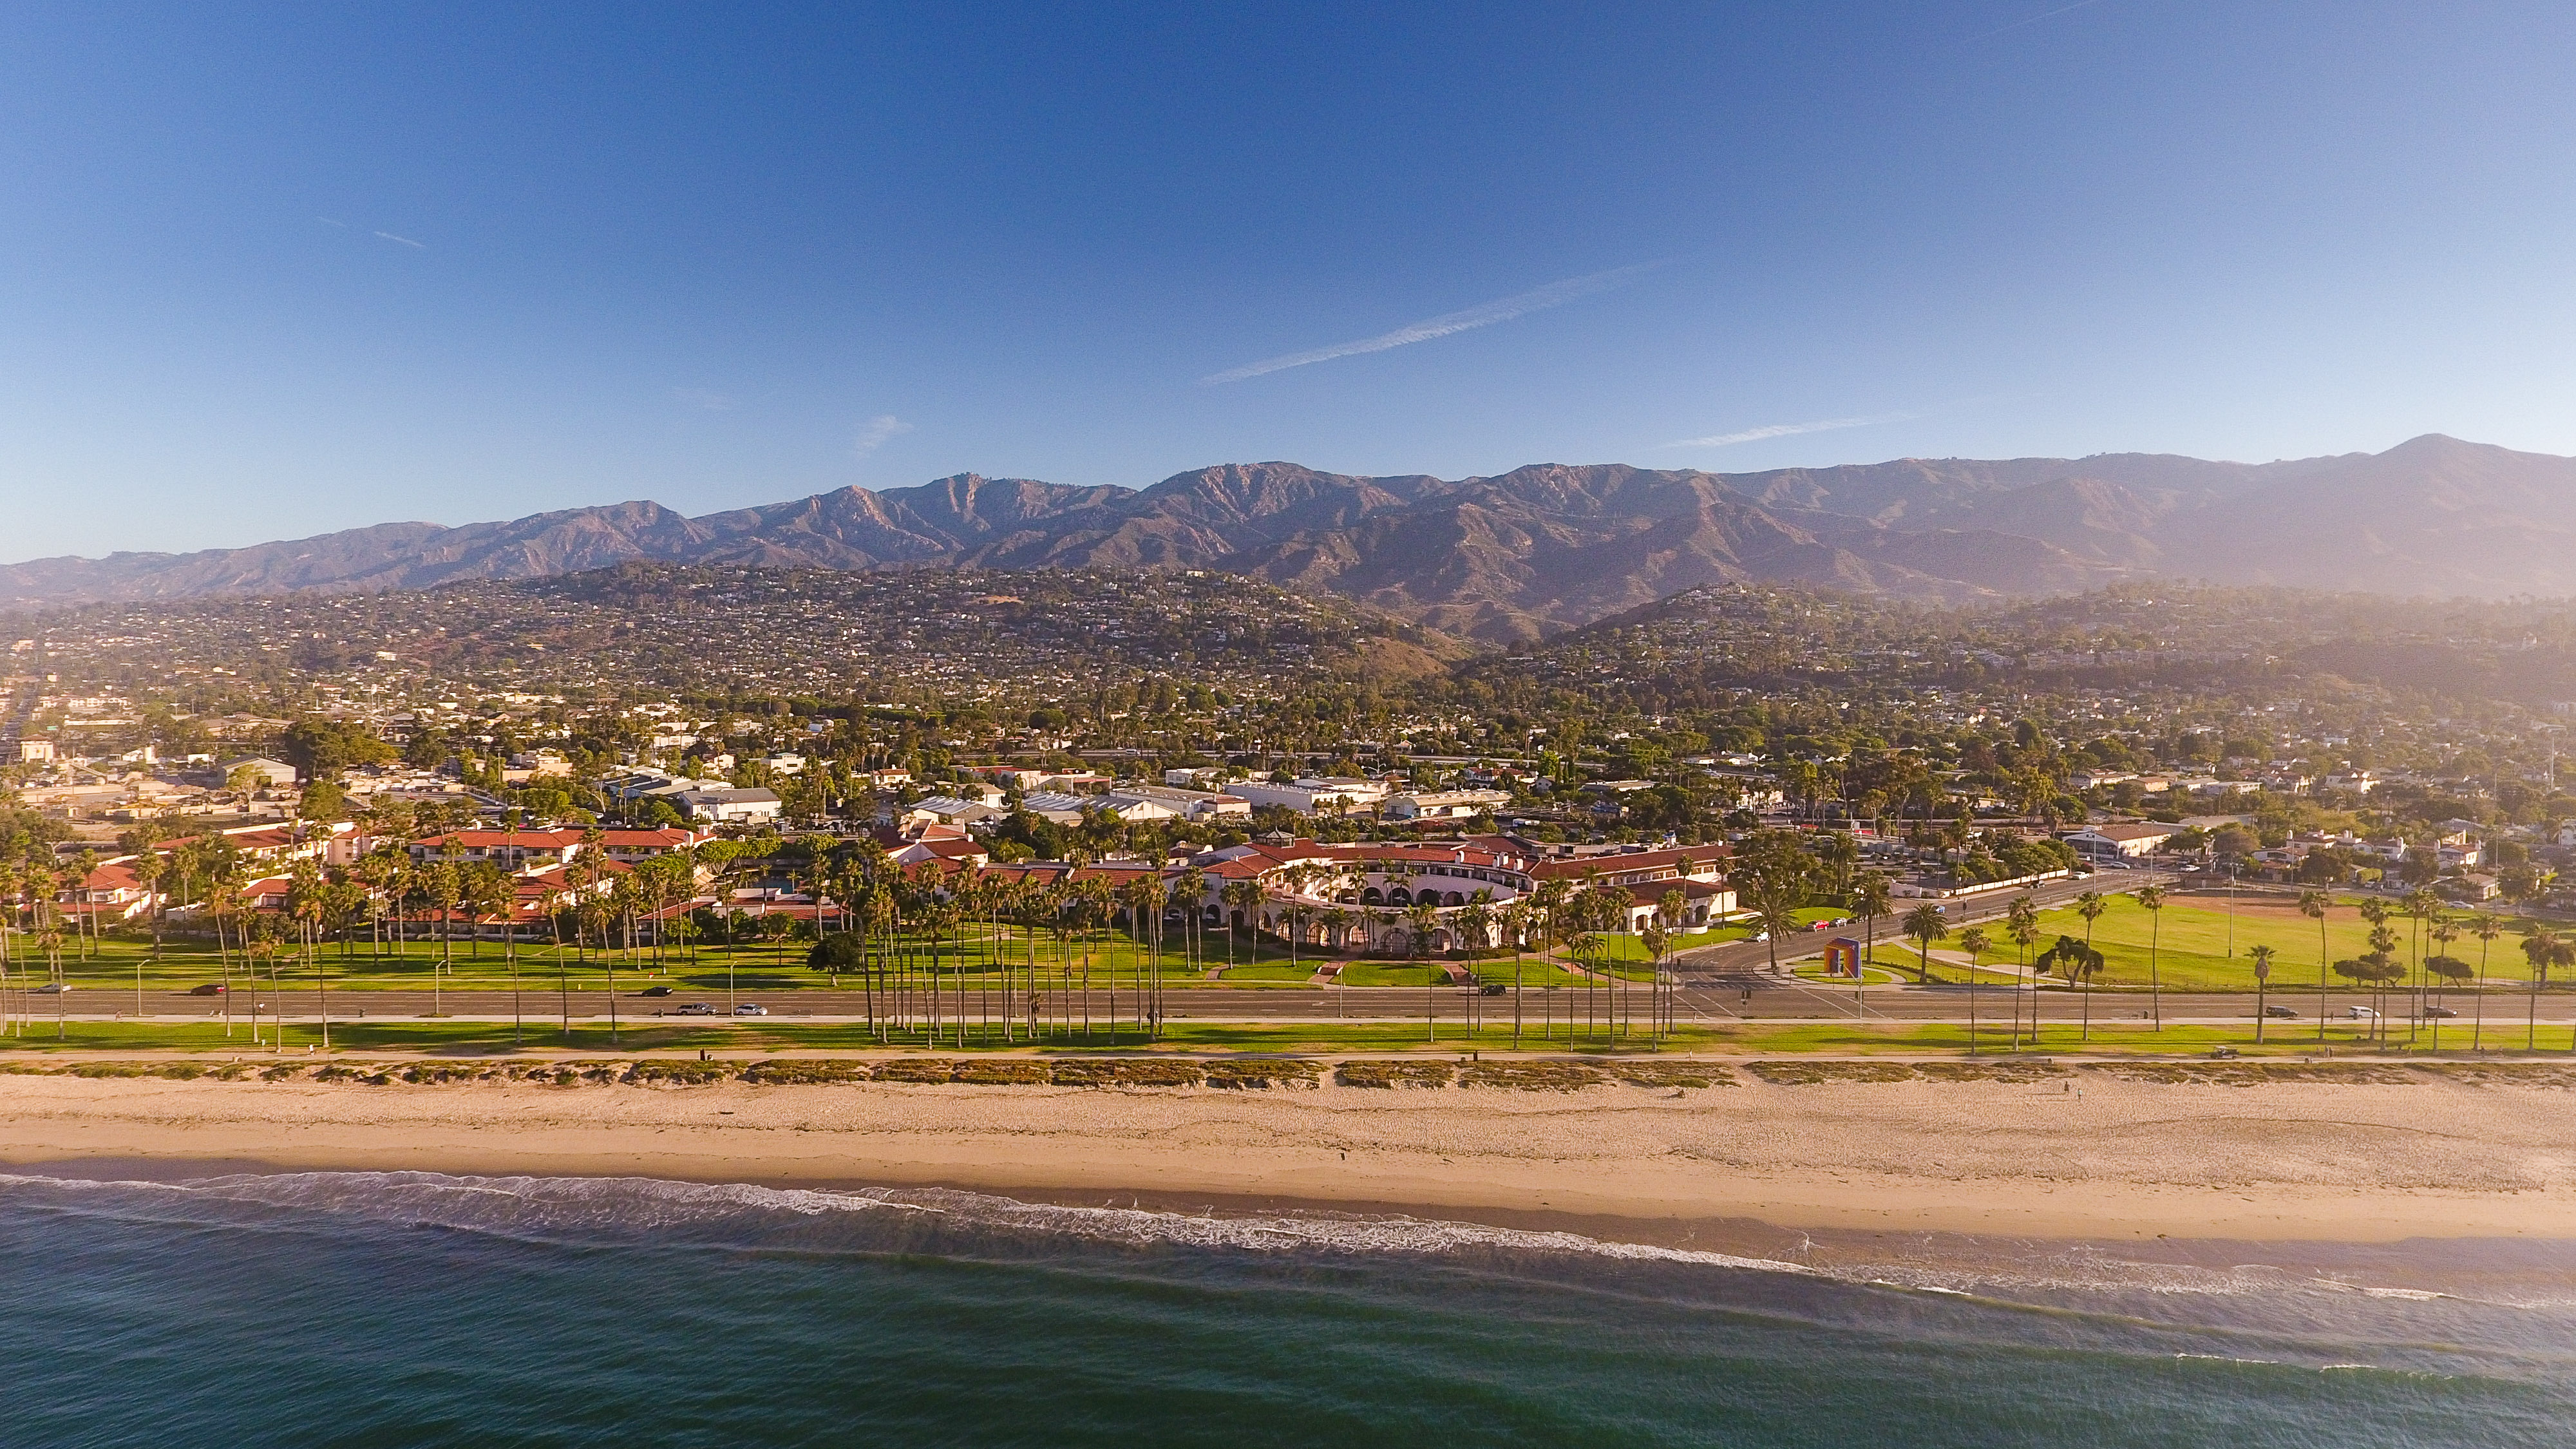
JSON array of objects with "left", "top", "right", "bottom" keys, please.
[{"left": 7, "top": 433, "right": 2571, "bottom": 644}]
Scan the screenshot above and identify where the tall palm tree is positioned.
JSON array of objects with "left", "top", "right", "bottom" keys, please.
[
  {"left": 2298, "top": 888, "right": 2332, "bottom": 1045},
  {"left": 1900, "top": 902, "right": 1947, "bottom": 984},
  {"left": 2072, "top": 891, "right": 2107, "bottom": 1038},
  {"left": 1852, "top": 872, "right": 1893, "bottom": 974},
  {"left": 2005, "top": 895, "right": 2040, "bottom": 1050},
  {"left": 1220, "top": 878, "right": 1262, "bottom": 969},
  {"left": 1957, "top": 925, "right": 1991, "bottom": 1054},
  {"left": 2469, "top": 912, "right": 2504, "bottom": 1050},
  {"left": 1405, "top": 898, "right": 1440, "bottom": 1041},
  {"left": 2425, "top": 914, "right": 2461, "bottom": 1049},
  {"left": 1499, "top": 898, "right": 1531, "bottom": 1048},
  {"left": 2521, "top": 926, "right": 2567, "bottom": 1052},
  {"left": 2136, "top": 884, "right": 2166, "bottom": 1030},
  {"left": 2249, "top": 943, "right": 2276, "bottom": 1044}
]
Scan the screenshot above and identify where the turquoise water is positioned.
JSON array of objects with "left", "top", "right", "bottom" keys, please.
[{"left": 1, "top": 1171, "right": 2570, "bottom": 1446}]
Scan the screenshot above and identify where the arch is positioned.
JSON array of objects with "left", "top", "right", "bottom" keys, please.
[
  {"left": 1443, "top": 891, "right": 1465, "bottom": 907},
  {"left": 1390, "top": 887, "right": 1414, "bottom": 906},
  {"left": 1362, "top": 887, "right": 1385, "bottom": 905}
]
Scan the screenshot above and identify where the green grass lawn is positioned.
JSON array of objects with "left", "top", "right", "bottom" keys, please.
[{"left": 2012, "top": 893, "right": 2552, "bottom": 992}]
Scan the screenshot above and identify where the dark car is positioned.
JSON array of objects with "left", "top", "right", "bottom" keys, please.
[
  {"left": 638, "top": 985, "right": 674, "bottom": 998},
  {"left": 2260, "top": 1005, "right": 2298, "bottom": 1018},
  {"left": 673, "top": 1003, "right": 717, "bottom": 1016},
  {"left": 2421, "top": 1005, "right": 2459, "bottom": 1018},
  {"left": 188, "top": 983, "right": 228, "bottom": 996}
]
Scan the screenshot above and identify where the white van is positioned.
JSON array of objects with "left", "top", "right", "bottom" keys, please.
[{"left": 2340, "top": 1005, "right": 2378, "bottom": 1020}]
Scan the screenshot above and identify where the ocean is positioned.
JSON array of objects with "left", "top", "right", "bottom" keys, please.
[{"left": 1, "top": 1170, "right": 2568, "bottom": 1446}]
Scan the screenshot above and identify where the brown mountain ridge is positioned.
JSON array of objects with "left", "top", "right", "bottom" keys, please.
[{"left": 5, "top": 435, "right": 2568, "bottom": 643}]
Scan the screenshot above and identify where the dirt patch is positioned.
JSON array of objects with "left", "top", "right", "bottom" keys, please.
[
  {"left": 627, "top": 1060, "right": 743, "bottom": 1086},
  {"left": 1050, "top": 1059, "right": 1204, "bottom": 1088},
  {"left": 1745, "top": 1061, "right": 1920, "bottom": 1085},
  {"left": 2417, "top": 1062, "right": 2576, "bottom": 1088},
  {"left": 1459, "top": 1060, "right": 1607, "bottom": 1091},
  {"left": 951, "top": 1060, "right": 1053, "bottom": 1085},
  {"left": 1334, "top": 1060, "right": 1455, "bottom": 1089},
  {"left": 742, "top": 1059, "right": 873, "bottom": 1085},
  {"left": 1912, "top": 1060, "right": 2067, "bottom": 1084},
  {"left": 1604, "top": 1061, "right": 1736, "bottom": 1088},
  {"left": 869, "top": 1058, "right": 957, "bottom": 1084},
  {"left": 2082, "top": 1061, "right": 2422, "bottom": 1086},
  {"left": 1202, "top": 1058, "right": 1321, "bottom": 1090}
]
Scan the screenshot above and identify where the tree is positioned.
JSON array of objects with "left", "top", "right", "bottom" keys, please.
[
  {"left": 2249, "top": 943, "right": 2276, "bottom": 1043},
  {"left": 2072, "top": 891, "right": 2107, "bottom": 1038},
  {"left": 2299, "top": 888, "right": 2333, "bottom": 1045},
  {"left": 1852, "top": 872, "right": 1893, "bottom": 975},
  {"left": 2135, "top": 884, "right": 2166, "bottom": 1030},
  {"left": 1956, "top": 925, "right": 1991, "bottom": 1054},
  {"left": 2469, "top": 911, "right": 2504, "bottom": 1050},
  {"left": 2004, "top": 895, "right": 2041, "bottom": 1050},
  {"left": 1900, "top": 904, "right": 1947, "bottom": 984},
  {"left": 2520, "top": 926, "right": 2570, "bottom": 1052},
  {"left": 1733, "top": 831, "right": 1814, "bottom": 976},
  {"left": 2034, "top": 934, "right": 2104, "bottom": 1037},
  {"left": 1220, "top": 878, "right": 1263, "bottom": 970}
]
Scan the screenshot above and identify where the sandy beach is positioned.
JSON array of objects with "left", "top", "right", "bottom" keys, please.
[{"left": 6, "top": 1057, "right": 2575, "bottom": 1245}]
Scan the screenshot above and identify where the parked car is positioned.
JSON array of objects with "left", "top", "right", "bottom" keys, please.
[
  {"left": 188, "top": 983, "right": 227, "bottom": 996},
  {"left": 2260, "top": 1005, "right": 2298, "bottom": 1018},
  {"left": 733, "top": 1003, "right": 769, "bottom": 1017},
  {"left": 673, "top": 1003, "right": 717, "bottom": 1016},
  {"left": 638, "top": 985, "right": 674, "bottom": 998}
]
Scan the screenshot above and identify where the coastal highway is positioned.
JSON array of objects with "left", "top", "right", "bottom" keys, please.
[{"left": 44, "top": 983, "right": 2576, "bottom": 1027}]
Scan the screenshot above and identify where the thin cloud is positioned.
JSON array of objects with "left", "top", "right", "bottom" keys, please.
[
  {"left": 1665, "top": 411, "right": 1921, "bottom": 449},
  {"left": 373, "top": 230, "right": 427, "bottom": 249},
  {"left": 1971, "top": 0, "right": 2107, "bottom": 41},
  {"left": 853, "top": 414, "right": 913, "bottom": 455},
  {"left": 672, "top": 387, "right": 735, "bottom": 412},
  {"left": 1200, "top": 261, "right": 1667, "bottom": 384}
]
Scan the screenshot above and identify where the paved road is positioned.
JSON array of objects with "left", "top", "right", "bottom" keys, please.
[{"left": 32, "top": 980, "right": 2574, "bottom": 1027}]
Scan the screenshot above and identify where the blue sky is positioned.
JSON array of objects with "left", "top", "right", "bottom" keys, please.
[{"left": 4, "top": 2, "right": 2572, "bottom": 559}]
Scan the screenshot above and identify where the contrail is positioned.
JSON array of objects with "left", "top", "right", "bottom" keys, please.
[
  {"left": 373, "top": 230, "right": 427, "bottom": 249},
  {"left": 1971, "top": 0, "right": 2107, "bottom": 41},
  {"left": 1200, "top": 261, "right": 1666, "bottom": 384},
  {"left": 1665, "top": 411, "right": 1920, "bottom": 449}
]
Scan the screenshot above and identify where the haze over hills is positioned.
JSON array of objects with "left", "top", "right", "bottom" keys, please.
[{"left": 5, "top": 435, "right": 2569, "bottom": 643}]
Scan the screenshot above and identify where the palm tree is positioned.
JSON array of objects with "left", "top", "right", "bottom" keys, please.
[
  {"left": 2469, "top": 911, "right": 2503, "bottom": 1050},
  {"left": 2425, "top": 914, "right": 2461, "bottom": 1049},
  {"left": 1220, "top": 878, "right": 1262, "bottom": 969},
  {"left": 1852, "top": 872, "right": 1893, "bottom": 974},
  {"left": 2249, "top": 943, "right": 2276, "bottom": 1044},
  {"left": 1956, "top": 925, "right": 1990, "bottom": 1054},
  {"left": 2072, "top": 891, "right": 2107, "bottom": 1038},
  {"left": 2299, "top": 888, "right": 2332, "bottom": 1045},
  {"left": 2135, "top": 884, "right": 2166, "bottom": 1030},
  {"left": 1405, "top": 898, "right": 1441, "bottom": 1041},
  {"left": 1900, "top": 903, "right": 1947, "bottom": 984},
  {"left": 2005, "top": 895, "right": 2040, "bottom": 1050},
  {"left": 1499, "top": 899, "right": 1531, "bottom": 1048},
  {"left": 2521, "top": 926, "right": 2567, "bottom": 1052}
]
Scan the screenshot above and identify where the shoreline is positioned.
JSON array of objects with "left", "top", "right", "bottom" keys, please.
[{"left": 8, "top": 1063, "right": 2576, "bottom": 1248}]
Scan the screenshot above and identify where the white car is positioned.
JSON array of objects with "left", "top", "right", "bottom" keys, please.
[
  {"left": 733, "top": 1003, "right": 769, "bottom": 1017},
  {"left": 2340, "top": 1006, "right": 2378, "bottom": 1020}
]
